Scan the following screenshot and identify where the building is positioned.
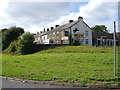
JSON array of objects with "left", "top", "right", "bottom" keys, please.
[
  {"left": 35, "top": 16, "right": 92, "bottom": 46},
  {"left": 92, "top": 32, "right": 119, "bottom": 46}
]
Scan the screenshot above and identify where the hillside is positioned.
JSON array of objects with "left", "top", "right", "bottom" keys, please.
[{"left": 2, "top": 46, "right": 119, "bottom": 85}]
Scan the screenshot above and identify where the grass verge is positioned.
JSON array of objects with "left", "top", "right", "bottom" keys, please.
[{"left": 1, "top": 46, "right": 120, "bottom": 85}]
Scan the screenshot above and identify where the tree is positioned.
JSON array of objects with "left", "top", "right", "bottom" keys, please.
[
  {"left": 7, "top": 40, "right": 18, "bottom": 53},
  {"left": 91, "top": 25, "right": 109, "bottom": 33},
  {"left": 17, "top": 33, "right": 36, "bottom": 55},
  {"left": 2, "top": 26, "right": 24, "bottom": 50},
  {"left": 0, "top": 28, "right": 8, "bottom": 32},
  {"left": 73, "top": 39, "right": 81, "bottom": 46}
]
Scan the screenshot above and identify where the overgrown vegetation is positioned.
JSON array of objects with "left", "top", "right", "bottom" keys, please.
[
  {"left": 2, "top": 46, "right": 119, "bottom": 85},
  {"left": 73, "top": 39, "right": 81, "bottom": 46},
  {"left": 7, "top": 40, "right": 17, "bottom": 53},
  {"left": 1, "top": 26, "right": 24, "bottom": 50},
  {"left": 7, "top": 33, "right": 36, "bottom": 55}
]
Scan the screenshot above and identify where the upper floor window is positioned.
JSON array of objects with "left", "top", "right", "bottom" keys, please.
[
  {"left": 85, "top": 31, "right": 88, "bottom": 36},
  {"left": 64, "top": 31, "right": 69, "bottom": 36},
  {"left": 56, "top": 33, "right": 59, "bottom": 38}
]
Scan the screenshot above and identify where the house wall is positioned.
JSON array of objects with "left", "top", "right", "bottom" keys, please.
[
  {"left": 47, "top": 29, "right": 69, "bottom": 44},
  {"left": 70, "top": 19, "right": 92, "bottom": 46},
  {"left": 34, "top": 19, "right": 92, "bottom": 46},
  {"left": 40, "top": 35, "right": 49, "bottom": 44}
]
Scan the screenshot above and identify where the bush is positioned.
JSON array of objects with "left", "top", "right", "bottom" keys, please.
[
  {"left": 73, "top": 39, "right": 81, "bottom": 46},
  {"left": 17, "top": 33, "right": 36, "bottom": 55},
  {"left": 7, "top": 41, "right": 17, "bottom": 53},
  {"left": 1, "top": 26, "right": 24, "bottom": 50}
]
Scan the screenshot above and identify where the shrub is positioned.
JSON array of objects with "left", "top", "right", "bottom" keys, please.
[
  {"left": 17, "top": 33, "right": 36, "bottom": 55},
  {"left": 73, "top": 39, "right": 81, "bottom": 46},
  {"left": 1, "top": 26, "right": 24, "bottom": 50},
  {"left": 7, "top": 41, "right": 17, "bottom": 53}
]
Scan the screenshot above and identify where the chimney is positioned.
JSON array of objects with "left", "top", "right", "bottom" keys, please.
[
  {"left": 47, "top": 28, "right": 49, "bottom": 32},
  {"left": 40, "top": 31, "right": 42, "bottom": 34},
  {"left": 43, "top": 28, "right": 45, "bottom": 32},
  {"left": 37, "top": 32, "right": 39, "bottom": 35},
  {"left": 50, "top": 27, "right": 54, "bottom": 30},
  {"left": 78, "top": 16, "right": 83, "bottom": 20},
  {"left": 69, "top": 20, "right": 74, "bottom": 23},
  {"left": 55, "top": 25, "right": 59, "bottom": 28}
]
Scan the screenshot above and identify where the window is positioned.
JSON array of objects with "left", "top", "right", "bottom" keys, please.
[
  {"left": 56, "top": 34, "right": 59, "bottom": 38},
  {"left": 85, "top": 39, "right": 89, "bottom": 44},
  {"left": 64, "top": 31, "right": 69, "bottom": 36},
  {"left": 85, "top": 31, "right": 88, "bottom": 36}
]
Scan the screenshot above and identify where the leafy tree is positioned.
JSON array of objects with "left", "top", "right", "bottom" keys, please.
[
  {"left": 17, "top": 33, "right": 36, "bottom": 55},
  {"left": 0, "top": 28, "right": 8, "bottom": 33},
  {"left": 73, "top": 39, "right": 81, "bottom": 46},
  {"left": 7, "top": 40, "right": 18, "bottom": 53},
  {"left": 2, "top": 26, "right": 24, "bottom": 50},
  {"left": 91, "top": 25, "right": 109, "bottom": 33}
]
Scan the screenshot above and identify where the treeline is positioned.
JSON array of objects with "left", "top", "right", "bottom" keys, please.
[{"left": 1, "top": 26, "right": 37, "bottom": 55}]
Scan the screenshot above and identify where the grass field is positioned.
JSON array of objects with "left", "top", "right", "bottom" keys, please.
[{"left": 1, "top": 46, "right": 119, "bottom": 84}]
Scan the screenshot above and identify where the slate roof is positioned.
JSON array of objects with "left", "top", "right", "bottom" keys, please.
[
  {"left": 92, "top": 32, "right": 113, "bottom": 39},
  {"left": 36, "top": 20, "right": 79, "bottom": 37}
]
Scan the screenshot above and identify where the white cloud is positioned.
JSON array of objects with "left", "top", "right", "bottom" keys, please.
[
  {"left": 0, "top": 0, "right": 118, "bottom": 33},
  {"left": 0, "top": 0, "right": 8, "bottom": 9},
  {"left": 48, "top": 12, "right": 78, "bottom": 27},
  {"left": 48, "top": 0, "right": 118, "bottom": 32},
  {"left": 0, "top": 2, "right": 73, "bottom": 33}
]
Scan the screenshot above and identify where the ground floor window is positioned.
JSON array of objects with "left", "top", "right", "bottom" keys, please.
[{"left": 85, "top": 39, "right": 89, "bottom": 44}]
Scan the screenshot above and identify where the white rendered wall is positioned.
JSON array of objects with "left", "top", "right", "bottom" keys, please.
[{"left": 70, "top": 19, "right": 92, "bottom": 46}]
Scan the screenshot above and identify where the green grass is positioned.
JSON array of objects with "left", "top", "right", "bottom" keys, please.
[{"left": 1, "top": 46, "right": 119, "bottom": 85}]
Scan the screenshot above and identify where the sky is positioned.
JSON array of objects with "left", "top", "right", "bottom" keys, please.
[{"left": 0, "top": 0, "right": 119, "bottom": 33}]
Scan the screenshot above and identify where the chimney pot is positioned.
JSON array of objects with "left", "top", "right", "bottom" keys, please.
[
  {"left": 69, "top": 20, "right": 74, "bottom": 23},
  {"left": 50, "top": 27, "right": 54, "bottom": 30},
  {"left": 78, "top": 16, "right": 83, "bottom": 20},
  {"left": 43, "top": 28, "right": 45, "bottom": 32},
  {"left": 55, "top": 25, "right": 59, "bottom": 28},
  {"left": 40, "top": 31, "right": 42, "bottom": 34},
  {"left": 37, "top": 32, "right": 39, "bottom": 35},
  {"left": 47, "top": 28, "right": 49, "bottom": 31}
]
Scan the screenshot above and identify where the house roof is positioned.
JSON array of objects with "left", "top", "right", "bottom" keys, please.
[
  {"left": 92, "top": 32, "right": 120, "bottom": 40},
  {"left": 36, "top": 20, "right": 79, "bottom": 37},
  {"left": 92, "top": 32, "right": 113, "bottom": 39}
]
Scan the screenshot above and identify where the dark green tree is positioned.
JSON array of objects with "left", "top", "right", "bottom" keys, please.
[
  {"left": 7, "top": 40, "right": 18, "bottom": 53},
  {"left": 17, "top": 33, "right": 36, "bottom": 55},
  {"left": 2, "top": 26, "right": 24, "bottom": 50},
  {"left": 73, "top": 39, "right": 81, "bottom": 46},
  {"left": 91, "top": 25, "right": 109, "bottom": 33}
]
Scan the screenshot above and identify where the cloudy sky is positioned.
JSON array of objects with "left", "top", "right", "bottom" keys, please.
[{"left": 0, "top": 0, "right": 119, "bottom": 33}]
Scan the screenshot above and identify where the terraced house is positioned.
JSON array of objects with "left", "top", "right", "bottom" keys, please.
[{"left": 35, "top": 16, "right": 92, "bottom": 46}]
